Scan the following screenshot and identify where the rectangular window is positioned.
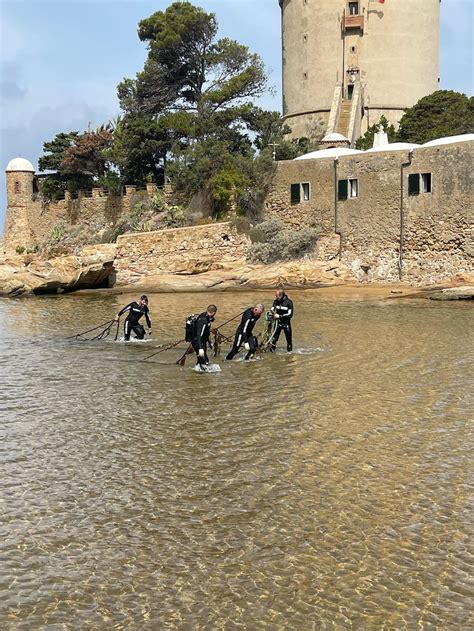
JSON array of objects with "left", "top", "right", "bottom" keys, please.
[
  {"left": 302, "top": 182, "right": 310, "bottom": 201},
  {"left": 290, "top": 183, "right": 301, "bottom": 204},
  {"left": 408, "top": 173, "right": 420, "bottom": 196},
  {"left": 349, "top": 2, "right": 359, "bottom": 16},
  {"left": 338, "top": 179, "right": 348, "bottom": 201},
  {"left": 349, "top": 178, "right": 358, "bottom": 198},
  {"left": 421, "top": 173, "right": 432, "bottom": 193}
]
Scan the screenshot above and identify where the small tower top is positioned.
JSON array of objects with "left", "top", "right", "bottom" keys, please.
[{"left": 6, "top": 157, "right": 35, "bottom": 173}]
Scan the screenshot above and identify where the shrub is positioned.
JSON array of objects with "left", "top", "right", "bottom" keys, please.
[
  {"left": 229, "top": 216, "right": 252, "bottom": 235},
  {"left": 26, "top": 242, "right": 39, "bottom": 254},
  {"left": 249, "top": 217, "right": 285, "bottom": 244},
  {"left": 150, "top": 191, "right": 166, "bottom": 213},
  {"left": 247, "top": 217, "right": 318, "bottom": 264},
  {"left": 15, "top": 245, "right": 25, "bottom": 255},
  {"left": 164, "top": 205, "right": 185, "bottom": 227},
  {"left": 51, "top": 224, "right": 65, "bottom": 242},
  {"left": 97, "top": 171, "right": 122, "bottom": 195}
]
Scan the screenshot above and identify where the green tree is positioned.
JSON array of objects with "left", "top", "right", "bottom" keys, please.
[
  {"left": 116, "top": 2, "right": 272, "bottom": 214},
  {"left": 106, "top": 114, "right": 171, "bottom": 185},
  {"left": 38, "top": 131, "right": 93, "bottom": 199},
  {"left": 119, "top": 2, "right": 267, "bottom": 117},
  {"left": 61, "top": 128, "right": 114, "bottom": 179},
  {"left": 38, "top": 132, "right": 79, "bottom": 172},
  {"left": 397, "top": 90, "right": 474, "bottom": 144},
  {"left": 355, "top": 115, "right": 397, "bottom": 150}
]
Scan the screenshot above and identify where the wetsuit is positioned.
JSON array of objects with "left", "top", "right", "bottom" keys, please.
[
  {"left": 192, "top": 312, "right": 214, "bottom": 368},
  {"left": 118, "top": 302, "right": 151, "bottom": 341},
  {"left": 271, "top": 294, "right": 293, "bottom": 351},
  {"left": 226, "top": 308, "right": 261, "bottom": 360}
]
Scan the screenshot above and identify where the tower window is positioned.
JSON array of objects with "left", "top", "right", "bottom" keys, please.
[
  {"left": 348, "top": 2, "right": 359, "bottom": 15},
  {"left": 303, "top": 72, "right": 308, "bottom": 80},
  {"left": 303, "top": 34, "right": 308, "bottom": 43},
  {"left": 14, "top": 181, "right": 21, "bottom": 194},
  {"left": 350, "top": 46, "right": 357, "bottom": 53},
  {"left": 302, "top": 183, "right": 310, "bottom": 201}
]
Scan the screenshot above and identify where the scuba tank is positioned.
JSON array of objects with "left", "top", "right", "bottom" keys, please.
[{"left": 185, "top": 314, "right": 198, "bottom": 342}]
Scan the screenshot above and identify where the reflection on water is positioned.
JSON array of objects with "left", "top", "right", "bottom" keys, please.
[{"left": 0, "top": 290, "right": 472, "bottom": 629}]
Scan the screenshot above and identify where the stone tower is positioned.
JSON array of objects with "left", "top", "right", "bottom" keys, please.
[
  {"left": 4, "top": 157, "right": 36, "bottom": 250},
  {"left": 279, "top": 0, "right": 440, "bottom": 144}
]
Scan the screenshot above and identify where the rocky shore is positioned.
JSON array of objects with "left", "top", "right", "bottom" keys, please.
[{"left": 0, "top": 243, "right": 472, "bottom": 300}]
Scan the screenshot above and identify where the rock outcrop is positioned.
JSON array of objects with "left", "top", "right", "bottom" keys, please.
[
  {"left": 429, "top": 286, "right": 474, "bottom": 300},
  {"left": 113, "top": 259, "right": 353, "bottom": 292},
  {"left": 0, "top": 244, "right": 116, "bottom": 296}
]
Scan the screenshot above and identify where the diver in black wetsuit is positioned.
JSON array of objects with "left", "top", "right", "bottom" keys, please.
[
  {"left": 191, "top": 305, "right": 218, "bottom": 370},
  {"left": 115, "top": 295, "right": 152, "bottom": 341},
  {"left": 271, "top": 289, "right": 293, "bottom": 352},
  {"left": 226, "top": 304, "right": 265, "bottom": 361}
]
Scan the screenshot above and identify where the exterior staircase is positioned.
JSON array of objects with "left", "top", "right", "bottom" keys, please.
[{"left": 335, "top": 100, "right": 352, "bottom": 137}]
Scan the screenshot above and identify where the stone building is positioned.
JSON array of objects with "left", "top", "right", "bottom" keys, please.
[
  {"left": 265, "top": 135, "right": 473, "bottom": 282},
  {"left": 279, "top": 0, "right": 440, "bottom": 144},
  {"left": 2, "top": 135, "right": 472, "bottom": 285}
]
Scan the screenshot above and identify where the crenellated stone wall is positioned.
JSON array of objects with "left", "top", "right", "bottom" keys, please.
[
  {"left": 113, "top": 222, "right": 250, "bottom": 286},
  {"left": 2, "top": 183, "right": 187, "bottom": 253}
]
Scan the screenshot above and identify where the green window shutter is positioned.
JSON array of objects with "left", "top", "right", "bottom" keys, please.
[
  {"left": 408, "top": 173, "right": 420, "bottom": 196},
  {"left": 290, "top": 183, "right": 301, "bottom": 203},
  {"left": 338, "top": 179, "right": 348, "bottom": 201}
]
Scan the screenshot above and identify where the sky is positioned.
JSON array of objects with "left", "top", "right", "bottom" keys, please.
[{"left": 0, "top": 0, "right": 473, "bottom": 228}]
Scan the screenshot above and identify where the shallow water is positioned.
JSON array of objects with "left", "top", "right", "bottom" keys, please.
[{"left": 1, "top": 290, "right": 472, "bottom": 629}]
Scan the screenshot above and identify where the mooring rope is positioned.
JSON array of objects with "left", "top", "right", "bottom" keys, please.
[
  {"left": 214, "top": 310, "right": 245, "bottom": 333},
  {"left": 66, "top": 319, "right": 116, "bottom": 341},
  {"left": 141, "top": 339, "right": 185, "bottom": 362},
  {"left": 258, "top": 311, "right": 279, "bottom": 353}
]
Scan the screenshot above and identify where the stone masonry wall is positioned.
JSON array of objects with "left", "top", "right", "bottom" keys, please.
[
  {"left": 2, "top": 183, "right": 185, "bottom": 253},
  {"left": 402, "top": 143, "right": 474, "bottom": 282},
  {"left": 265, "top": 141, "right": 473, "bottom": 284},
  {"left": 113, "top": 222, "right": 250, "bottom": 286}
]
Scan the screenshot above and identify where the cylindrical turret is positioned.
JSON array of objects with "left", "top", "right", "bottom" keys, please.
[
  {"left": 280, "top": 0, "right": 440, "bottom": 139},
  {"left": 4, "top": 157, "right": 36, "bottom": 250}
]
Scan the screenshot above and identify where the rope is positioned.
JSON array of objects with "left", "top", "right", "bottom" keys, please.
[
  {"left": 258, "top": 312, "right": 278, "bottom": 353},
  {"left": 142, "top": 339, "right": 184, "bottom": 362},
  {"left": 66, "top": 319, "right": 115, "bottom": 341},
  {"left": 211, "top": 329, "right": 233, "bottom": 357},
  {"left": 214, "top": 310, "right": 245, "bottom": 333},
  {"left": 89, "top": 322, "right": 115, "bottom": 341}
]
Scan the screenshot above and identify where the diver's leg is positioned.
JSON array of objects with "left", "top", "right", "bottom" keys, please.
[{"left": 226, "top": 332, "right": 242, "bottom": 360}]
